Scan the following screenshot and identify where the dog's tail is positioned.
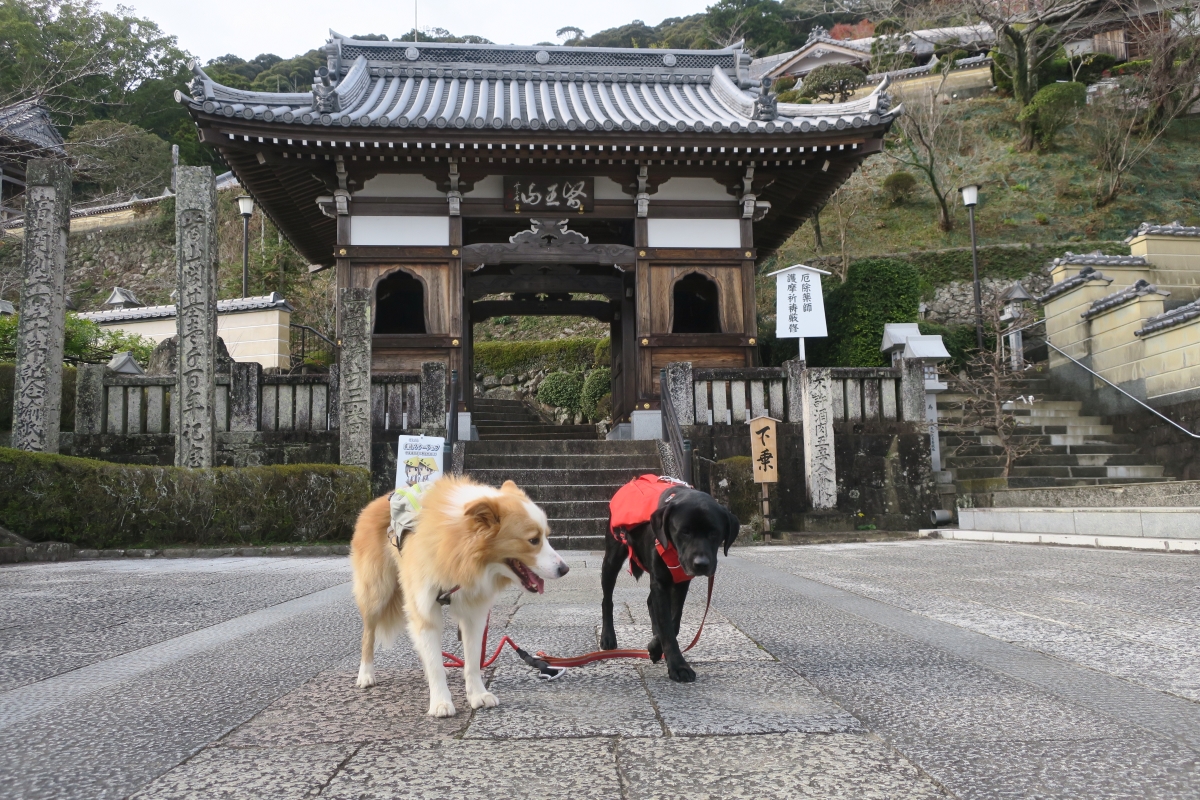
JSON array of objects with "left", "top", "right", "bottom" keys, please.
[{"left": 373, "top": 587, "right": 406, "bottom": 650}]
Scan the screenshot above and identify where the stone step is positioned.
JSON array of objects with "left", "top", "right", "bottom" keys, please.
[
  {"left": 951, "top": 464, "right": 1164, "bottom": 480},
  {"left": 468, "top": 467, "right": 649, "bottom": 485},
  {"left": 548, "top": 533, "right": 608, "bottom": 550},
  {"left": 472, "top": 411, "right": 542, "bottom": 422},
  {"left": 475, "top": 424, "right": 598, "bottom": 435},
  {"left": 956, "top": 506, "right": 1200, "bottom": 539},
  {"left": 520, "top": 484, "right": 627, "bottom": 502},
  {"left": 943, "top": 453, "right": 1156, "bottom": 469},
  {"left": 538, "top": 500, "right": 612, "bottom": 519},
  {"left": 476, "top": 431, "right": 600, "bottom": 441},
  {"left": 465, "top": 453, "right": 658, "bottom": 470},
  {"left": 546, "top": 517, "right": 610, "bottom": 537},
  {"left": 466, "top": 439, "right": 658, "bottom": 455},
  {"left": 1017, "top": 415, "right": 1105, "bottom": 426}
]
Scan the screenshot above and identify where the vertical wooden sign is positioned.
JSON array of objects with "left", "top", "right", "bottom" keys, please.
[{"left": 750, "top": 415, "right": 779, "bottom": 540}]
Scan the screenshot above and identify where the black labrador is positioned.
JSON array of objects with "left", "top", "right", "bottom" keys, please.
[{"left": 599, "top": 487, "right": 739, "bottom": 682}]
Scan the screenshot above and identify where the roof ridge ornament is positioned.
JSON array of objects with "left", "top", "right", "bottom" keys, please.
[{"left": 753, "top": 75, "right": 778, "bottom": 121}]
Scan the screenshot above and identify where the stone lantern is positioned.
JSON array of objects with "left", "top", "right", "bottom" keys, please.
[
  {"left": 1001, "top": 283, "right": 1035, "bottom": 370},
  {"left": 882, "top": 323, "right": 951, "bottom": 471}
]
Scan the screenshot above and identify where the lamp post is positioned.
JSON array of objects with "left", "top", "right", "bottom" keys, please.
[
  {"left": 236, "top": 195, "right": 254, "bottom": 298},
  {"left": 960, "top": 184, "right": 983, "bottom": 351}
]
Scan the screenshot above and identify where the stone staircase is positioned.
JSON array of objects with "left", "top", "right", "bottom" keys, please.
[
  {"left": 937, "top": 374, "right": 1169, "bottom": 507},
  {"left": 461, "top": 438, "right": 662, "bottom": 550},
  {"left": 472, "top": 397, "right": 598, "bottom": 441}
]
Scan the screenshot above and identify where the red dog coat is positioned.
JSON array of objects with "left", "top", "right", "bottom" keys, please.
[{"left": 609, "top": 474, "right": 692, "bottom": 583}]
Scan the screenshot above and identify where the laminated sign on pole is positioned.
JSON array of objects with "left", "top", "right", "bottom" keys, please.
[{"left": 768, "top": 264, "right": 830, "bottom": 361}]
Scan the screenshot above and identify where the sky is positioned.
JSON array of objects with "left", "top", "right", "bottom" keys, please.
[{"left": 97, "top": 0, "right": 709, "bottom": 62}]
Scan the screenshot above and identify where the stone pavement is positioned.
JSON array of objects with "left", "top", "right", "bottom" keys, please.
[{"left": 0, "top": 542, "right": 1197, "bottom": 799}]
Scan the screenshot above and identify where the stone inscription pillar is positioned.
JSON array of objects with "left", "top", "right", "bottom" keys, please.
[
  {"left": 800, "top": 367, "right": 838, "bottom": 510},
  {"left": 174, "top": 166, "right": 219, "bottom": 468},
  {"left": 12, "top": 159, "right": 70, "bottom": 453},
  {"left": 338, "top": 288, "right": 372, "bottom": 468}
]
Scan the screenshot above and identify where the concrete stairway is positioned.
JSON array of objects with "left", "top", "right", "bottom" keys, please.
[
  {"left": 937, "top": 375, "right": 1169, "bottom": 502},
  {"left": 472, "top": 397, "right": 598, "bottom": 441},
  {"left": 461, "top": 439, "right": 662, "bottom": 549}
]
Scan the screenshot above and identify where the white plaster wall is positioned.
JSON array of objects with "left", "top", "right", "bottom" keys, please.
[
  {"left": 647, "top": 218, "right": 741, "bottom": 248},
  {"left": 350, "top": 216, "right": 450, "bottom": 246},
  {"left": 95, "top": 308, "right": 291, "bottom": 369}
]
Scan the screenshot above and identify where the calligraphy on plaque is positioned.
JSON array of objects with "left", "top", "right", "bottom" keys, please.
[
  {"left": 504, "top": 177, "right": 594, "bottom": 212},
  {"left": 749, "top": 416, "right": 779, "bottom": 484}
]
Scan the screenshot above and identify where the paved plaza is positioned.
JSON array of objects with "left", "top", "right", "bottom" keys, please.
[{"left": 1, "top": 541, "right": 1197, "bottom": 799}]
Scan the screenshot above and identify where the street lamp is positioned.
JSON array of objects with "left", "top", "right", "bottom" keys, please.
[
  {"left": 236, "top": 195, "right": 254, "bottom": 298},
  {"left": 960, "top": 184, "right": 983, "bottom": 351}
]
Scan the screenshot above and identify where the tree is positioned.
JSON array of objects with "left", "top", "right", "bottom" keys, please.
[
  {"left": 885, "top": 65, "right": 962, "bottom": 231},
  {"left": 705, "top": 0, "right": 796, "bottom": 54},
  {"left": 798, "top": 63, "right": 867, "bottom": 102},
  {"left": 1084, "top": 1, "right": 1200, "bottom": 205},
  {"left": 66, "top": 119, "right": 172, "bottom": 202},
  {"left": 965, "top": 0, "right": 1110, "bottom": 149},
  {"left": 1016, "top": 81, "right": 1086, "bottom": 151},
  {"left": 556, "top": 26, "right": 584, "bottom": 43}
]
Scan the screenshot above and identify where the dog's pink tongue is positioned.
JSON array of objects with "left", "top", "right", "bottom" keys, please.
[{"left": 534, "top": 573, "right": 545, "bottom": 594}]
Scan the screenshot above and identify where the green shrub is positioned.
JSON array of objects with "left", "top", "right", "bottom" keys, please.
[
  {"left": 773, "top": 75, "right": 797, "bottom": 93},
  {"left": 882, "top": 171, "right": 918, "bottom": 204},
  {"left": 580, "top": 367, "right": 612, "bottom": 420},
  {"left": 1017, "top": 81, "right": 1085, "bottom": 150},
  {"left": 593, "top": 337, "right": 611, "bottom": 366},
  {"left": 537, "top": 371, "right": 584, "bottom": 410},
  {"left": 1112, "top": 59, "right": 1151, "bottom": 76},
  {"left": 0, "top": 314, "right": 156, "bottom": 367},
  {"left": 798, "top": 63, "right": 867, "bottom": 103},
  {"left": 0, "top": 363, "right": 77, "bottom": 431},
  {"left": 776, "top": 89, "right": 805, "bottom": 104},
  {"left": 0, "top": 447, "right": 371, "bottom": 548},
  {"left": 812, "top": 258, "right": 921, "bottom": 367},
  {"left": 918, "top": 321, "right": 985, "bottom": 368},
  {"left": 474, "top": 337, "right": 602, "bottom": 376}
]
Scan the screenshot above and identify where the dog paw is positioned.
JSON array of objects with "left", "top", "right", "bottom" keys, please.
[
  {"left": 667, "top": 661, "right": 696, "bottom": 683},
  {"left": 599, "top": 629, "right": 618, "bottom": 650},
  {"left": 469, "top": 691, "right": 500, "bottom": 709},
  {"left": 428, "top": 700, "right": 457, "bottom": 718},
  {"left": 355, "top": 666, "right": 376, "bottom": 688},
  {"left": 647, "top": 636, "right": 663, "bottom": 663}
]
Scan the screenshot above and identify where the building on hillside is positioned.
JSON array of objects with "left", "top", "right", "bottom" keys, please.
[
  {"left": 177, "top": 32, "right": 897, "bottom": 432},
  {"left": 0, "top": 100, "right": 66, "bottom": 221},
  {"left": 76, "top": 292, "right": 294, "bottom": 370}
]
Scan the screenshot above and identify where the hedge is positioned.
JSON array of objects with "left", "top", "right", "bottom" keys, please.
[
  {"left": 580, "top": 367, "right": 611, "bottom": 420},
  {"left": 0, "top": 447, "right": 371, "bottom": 548},
  {"left": 812, "top": 258, "right": 921, "bottom": 367},
  {"left": 907, "top": 240, "right": 1125, "bottom": 297},
  {"left": 537, "top": 371, "right": 584, "bottom": 411},
  {"left": 474, "top": 337, "right": 604, "bottom": 376}
]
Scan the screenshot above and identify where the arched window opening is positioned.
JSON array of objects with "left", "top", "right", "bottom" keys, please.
[
  {"left": 672, "top": 273, "right": 721, "bottom": 334},
  {"left": 374, "top": 271, "right": 426, "bottom": 334}
]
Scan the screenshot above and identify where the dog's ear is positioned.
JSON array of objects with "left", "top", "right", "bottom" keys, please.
[
  {"left": 723, "top": 507, "right": 740, "bottom": 556},
  {"left": 650, "top": 503, "right": 674, "bottom": 551},
  {"left": 499, "top": 480, "right": 523, "bottom": 496},
  {"left": 464, "top": 496, "right": 503, "bottom": 535}
]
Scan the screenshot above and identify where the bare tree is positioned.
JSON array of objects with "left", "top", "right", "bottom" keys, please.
[
  {"left": 943, "top": 293, "right": 1048, "bottom": 478},
  {"left": 965, "top": 0, "right": 1112, "bottom": 149},
  {"left": 1085, "top": 2, "right": 1200, "bottom": 205},
  {"left": 885, "top": 64, "right": 963, "bottom": 231}
]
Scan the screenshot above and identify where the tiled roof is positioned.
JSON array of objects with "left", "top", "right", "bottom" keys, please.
[
  {"left": 1127, "top": 221, "right": 1200, "bottom": 240},
  {"left": 0, "top": 100, "right": 66, "bottom": 154},
  {"left": 1081, "top": 279, "right": 1167, "bottom": 320},
  {"left": 76, "top": 292, "right": 292, "bottom": 323},
  {"left": 1037, "top": 265, "right": 1113, "bottom": 303},
  {"left": 866, "top": 54, "right": 991, "bottom": 82},
  {"left": 1138, "top": 299, "right": 1200, "bottom": 337},
  {"left": 177, "top": 32, "right": 898, "bottom": 134},
  {"left": 1050, "top": 250, "right": 1147, "bottom": 267}
]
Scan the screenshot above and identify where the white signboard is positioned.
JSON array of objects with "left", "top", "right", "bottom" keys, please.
[
  {"left": 396, "top": 435, "right": 445, "bottom": 489},
  {"left": 771, "top": 265, "right": 828, "bottom": 339}
]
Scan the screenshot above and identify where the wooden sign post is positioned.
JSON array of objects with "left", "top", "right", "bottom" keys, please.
[{"left": 750, "top": 415, "right": 779, "bottom": 541}]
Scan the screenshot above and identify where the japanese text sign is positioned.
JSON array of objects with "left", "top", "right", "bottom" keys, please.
[
  {"left": 774, "top": 265, "right": 827, "bottom": 339},
  {"left": 396, "top": 435, "right": 445, "bottom": 489},
  {"left": 504, "top": 177, "right": 594, "bottom": 212},
  {"left": 749, "top": 416, "right": 779, "bottom": 484}
]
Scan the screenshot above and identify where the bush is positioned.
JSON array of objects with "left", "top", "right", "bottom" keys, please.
[
  {"left": 918, "top": 321, "right": 983, "bottom": 368},
  {"left": 1111, "top": 59, "right": 1151, "bottom": 76},
  {"left": 0, "top": 447, "right": 371, "bottom": 548},
  {"left": 474, "top": 337, "right": 602, "bottom": 377},
  {"left": 0, "top": 314, "right": 156, "bottom": 367},
  {"left": 580, "top": 367, "right": 612, "bottom": 420},
  {"left": 798, "top": 63, "right": 867, "bottom": 103},
  {"left": 811, "top": 258, "right": 921, "bottom": 367},
  {"left": 537, "top": 371, "right": 584, "bottom": 411},
  {"left": 593, "top": 337, "right": 611, "bottom": 366},
  {"left": 773, "top": 75, "right": 797, "bottom": 93},
  {"left": 1017, "top": 81, "right": 1085, "bottom": 150},
  {"left": 882, "top": 171, "right": 918, "bottom": 204}
]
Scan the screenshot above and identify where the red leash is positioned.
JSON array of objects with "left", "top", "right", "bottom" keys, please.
[{"left": 439, "top": 575, "right": 714, "bottom": 677}]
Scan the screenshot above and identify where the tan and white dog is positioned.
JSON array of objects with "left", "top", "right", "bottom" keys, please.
[{"left": 350, "top": 476, "right": 568, "bottom": 717}]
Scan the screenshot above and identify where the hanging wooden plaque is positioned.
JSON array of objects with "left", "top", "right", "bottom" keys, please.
[{"left": 503, "top": 177, "right": 594, "bottom": 212}]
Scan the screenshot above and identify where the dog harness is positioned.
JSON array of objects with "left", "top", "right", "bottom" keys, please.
[
  {"left": 609, "top": 474, "right": 693, "bottom": 583},
  {"left": 386, "top": 482, "right": 458, "bottom": 605}
]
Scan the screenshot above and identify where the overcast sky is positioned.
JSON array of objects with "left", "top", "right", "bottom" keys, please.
[{"left": 98, "top": 0, "right": 709, "bottom": 62}]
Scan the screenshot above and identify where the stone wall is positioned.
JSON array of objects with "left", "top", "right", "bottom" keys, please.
[
  {"left": 1107, "top": 399, "right": 1200, "bottom": 481},
  {"left": 923, "top": 274, "right": 1051, "bottom": 326},
  {"left": 0, "top": 207, "right": 175, "bottom": 310}
]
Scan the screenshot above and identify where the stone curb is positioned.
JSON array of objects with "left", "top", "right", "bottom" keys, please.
[
  {"left": 920, "top": 528, "right": 1200, "bottom": 552},
  {"left": 73, "top": 545, "right": 351, "bottom": 560}
]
